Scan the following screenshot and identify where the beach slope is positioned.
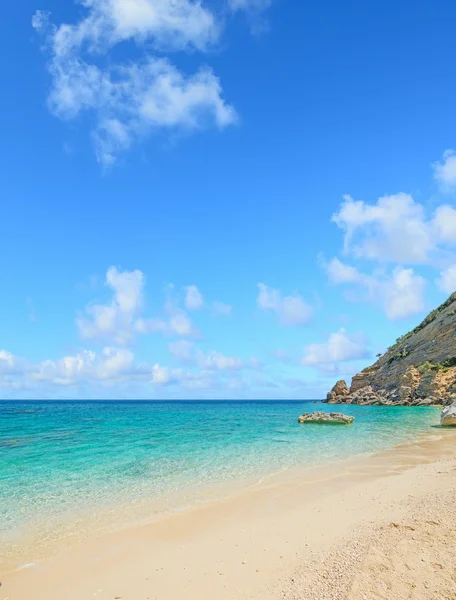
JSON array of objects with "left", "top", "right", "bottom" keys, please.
[{"left": 2, "top": 431, "right": 456, "bottom": 600}]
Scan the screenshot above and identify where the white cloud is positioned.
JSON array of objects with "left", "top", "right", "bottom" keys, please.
[
  {"left": 433, "top": 150, "right": 456, "bottom": 194},
  {"left": 326, "top": 180, "right": 456, "bottom": 318},
  {"left": 212, "top": 301, "right": 232, "bottom": 315},
  {"left": 134, "top": 311, "right": 197, "bottom": 338},
  {"left": 332, "top": 193, "right": 434, "bottom": 264},
  {"left": 49, "top": 0, "right": 219, "bottom": 54},
  {"left": 257, "top": 283, "right": 313, "bottom": 326},
  {"left": 0, "top": 345, "right": 249, "bottom": 396},
  {"left": 77, "top": 267, "right": 199, "bottom": 343},
  {"left": 382, "top": 267, "right": 426, "bottom": 320},
  {"left": 325, "top": 259, "right": 427, "bottom": 321},
  {"left": 181, "top": 374, "right": 213, "bottom": 390},
  {"left": 168, "top": 340, "right": 247, "bottom": 371},
  {"left": 32, "top": 347, "right": 136, "bottom": 386},
  {"left": 437, "top": 265, "right": 456, "bottom": 295},
  {"left": 184, "top": 285, "right": 204, "bottom": 310},
  {"left": 77, "top": 266, "right": 145, "bottom": 345},
  {"left": 31, "top": 9, "right": 50, "bottom": 32},
  {"left": 168, "top": 308, "right": 198, "bottom": 337},
  {"left": 332, "top": 192, "right": 456, "bottom": 266},
  {"left": 135, "top": 310, "right": 197, "bottom": 338},
  {"left": 33, "top": 1, "right": 237, "bottom": 165},
  {"left": 433, "top": 205, "right": 456, "bottom": 245},
  {"left": 150, "top": 363, "right": 215, "bottom": 389},
  {"left": 201, "top": 351, "right": 244, "bottom": 370},
  {"left": 326, "top": 257, "right": 363, "bottom": 284},
  {"left": 301, "top": 329, "right": 369, "bottom": 368},
  {"left": 151, "top": 364, "right": 173, "bottom": 385},
  {"left": 0, "top": 350, "right": 18, "bottom": 374}
]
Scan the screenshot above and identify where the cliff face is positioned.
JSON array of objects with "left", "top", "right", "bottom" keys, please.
[{"left": 324, "top": 292, "right": 456, "bottom": 406}]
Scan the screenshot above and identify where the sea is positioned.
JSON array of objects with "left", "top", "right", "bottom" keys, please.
[{"left": 0, "top": 400, "right": 440, "bottom": 567}]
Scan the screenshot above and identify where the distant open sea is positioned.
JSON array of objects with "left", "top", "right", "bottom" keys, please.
[{"left": 0, "top": 400, "right": 440, "bottom": 566}]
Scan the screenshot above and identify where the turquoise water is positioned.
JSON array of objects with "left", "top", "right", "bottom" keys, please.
[{"left": 0, "top": 400, "right": 440, "bottom": 560}]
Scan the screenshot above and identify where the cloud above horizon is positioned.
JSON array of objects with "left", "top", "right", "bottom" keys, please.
[
  {"left": 31, "top": 0, "right": 273, "bottom": 165},
  {"left": 325, "top": 177, "right": 456, "bottom": 320},
  {"left": 5, "top": 149, "right": 456, "bottom": 400},
  {"left": 325, "top": 259, "right": 427, "bottom": 321},
  {"left": 301, "top": 329, "right": 370, "bottom": 373},
  {"left": 77, "top": 266, "right": 146, "bottom": 345},
  {"left": 257, "top": 283, "right": 313, "bottom": 326},
  {"left": 77, "top": 266, "right": 210, "bottom": 344},
  {"left": 168, "top": 339, "right": 257, "bottom": 371},
  {"left": 0, "top": 340, "right": 264, "bottom": 398},
  {"left": 184, "top": 285, "right": 204, "bottom": 310},
  {"left": 432, "top": 150, "right": 456, "bottom": 194},
  {"left": 331, "top": 193, "right": 456, "bottom": 265}
]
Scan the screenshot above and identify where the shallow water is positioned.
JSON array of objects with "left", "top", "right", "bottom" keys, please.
[{"left": 0, "top": 400, "right": 440, "bottom": 554}]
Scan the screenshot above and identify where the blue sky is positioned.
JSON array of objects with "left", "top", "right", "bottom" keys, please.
[{"left": 1, "top": 0, "right": 456, "bottom": 399}]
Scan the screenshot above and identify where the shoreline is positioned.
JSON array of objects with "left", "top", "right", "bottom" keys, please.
[
  {"left": 1, "top": 404, "right": 441, "bottom": 575},
  {"left": 2, "top": 426, "right": 456, "bottom": 599}
]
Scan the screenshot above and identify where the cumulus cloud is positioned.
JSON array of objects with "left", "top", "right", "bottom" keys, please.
[
  {"left": 53, "top": 0, "right": 219, "bottom": 52},
  {"left": 31, "top": 9, "right": 50, "bottom": 32},
  {"left": 168, "top": 309, "right": 197, "bottom": 336},
  {"left": 77, "top": 266, "right": 145, "bottom": 345},
  {"left": 0, "top": 350, "right": 19, "bottom": 374},
  {"left": 182, "top": 286, "right": 232, "bottom": 315},
  {"left": 77, "top": 267, "right": 199, "bottom": 343},
  {"left": 382, "top": 267, "right": 426, "bottom": 320},
  {"left": 150, "top": 363, "right": 216, "bottom": 389},
  {"left": 0, "top": 345, "right": 255, "bottom": 397},
  {"left": 325, "top": 179, "right": 456, "bottom": 319},
  {"left": 332, "top": 193, "right": 456, "bottom": 265},
  {"left": 184, "top": 285, "right": 204, "bottom": 310},
  {"left": 168, "top": 340, "right": 249, "bottom": 371},
  {"left": 32, "top": 347, "right": 137, "bottom": 386},
  {"left": 202, "top": 351, "right": 244, "bottom": 370},
  {"left": 301, "top": 329, "right": 370, "bottom": 370},
  {"left": 433, "top": 205, "right": 456, "bottom": 245},
  {"left": 257, "top": 283, "right": 313, "bottom": 326},
  {"left": 332, "top": 193, "right": 435, "bottom": 264},
  {"left": 437, "top": 265, "right": 456, "bottom": 295},
  {"left": 32, "top": 1, "right": 237, "bottom": 165},
  {"left": 325, "top": 259, "right": 427, "bottom": 321},
  {"left": 135, "top": 310, "right": 198, "bottom": 338},
  {"left": 433, "top": 150, "right": 456, "bottom": 194},
  {"left": 151, "top": 363, "right": 174, "bottom": 385},
  {"left": 326, "top": 257, "right": 363, "bottom": 285}
]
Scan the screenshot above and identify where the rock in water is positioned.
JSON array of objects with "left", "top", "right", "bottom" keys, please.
[
  {"left": 298, "top": 411, "right": 354, "bottom": 425},
  {"left": 441, "top": 403, "right": 456, "bottom": 426}
]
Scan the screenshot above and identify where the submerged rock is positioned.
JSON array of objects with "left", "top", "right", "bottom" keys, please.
[
  {"left": 298, "top": 411, "right": 354, "bottom": 425},
  {"left": 441, "top": 403, "right": 456, "bottom": 426}
]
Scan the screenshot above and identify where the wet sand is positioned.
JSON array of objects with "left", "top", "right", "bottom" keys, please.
[{"left": 1, "top": 429, "right": 456, "bottom": 600}]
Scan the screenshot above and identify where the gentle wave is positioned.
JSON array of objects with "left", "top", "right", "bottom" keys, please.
[{"left": 0, "top": 400, "right": 439, "bottom": 557}]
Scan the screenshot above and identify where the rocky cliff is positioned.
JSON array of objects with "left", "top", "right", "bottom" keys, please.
[{"left": 323, "top": 292, "right": 456, "bottom": 406}]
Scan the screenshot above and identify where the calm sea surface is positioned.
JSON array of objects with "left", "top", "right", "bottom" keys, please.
[{"left": 0, "top": 400, "right": 440, "bottom": 562}]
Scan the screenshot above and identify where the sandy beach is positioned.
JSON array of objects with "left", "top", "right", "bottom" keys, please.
[{"left": 1, "top": 428, "right": 455, "bottom": 600}]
